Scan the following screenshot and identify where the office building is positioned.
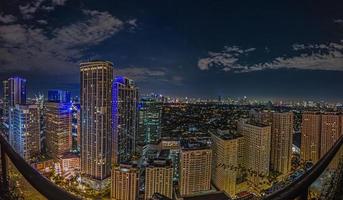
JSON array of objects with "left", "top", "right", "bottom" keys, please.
[
  {"left": 270, "top": 112, "right": 294, "bottom": 174},
  {"left": 80, "top": 61, "right": 114, "bottom": 188},
  {"left": 45, "top": 89, "right": 72, "bottom": 158},
  {"left": 111, "top": 164, "right": 139, "bottom": 200},
  {"left": 9, "top": 104, "right": 40, "bottom": 162},
  {"left": 179, "top": 140, "right": 212, "bottom": 197},
  {"left": 112, "top": 76, "right": 139, "bottom": 164},
  {"left": 145, "top": 159, "right": 173, "bottom": 200},
  {"left": 138, "top": 98, "right": 162, "bottom": 145},
  {"left": 2, "top": 77, "right": 27, "bottom": 127}
]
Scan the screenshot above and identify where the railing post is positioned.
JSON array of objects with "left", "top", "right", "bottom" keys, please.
[{"left": 1, "top": 143, "right": 9, "bottom": 192}]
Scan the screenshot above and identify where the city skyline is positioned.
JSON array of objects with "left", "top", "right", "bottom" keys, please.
[{"left": 1, "top": 0, "right": 343, "bottom": 100}]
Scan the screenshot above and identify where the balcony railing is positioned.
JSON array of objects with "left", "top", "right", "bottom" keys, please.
[
  {"left": 0, "top": 133, "right": 80, "bottom": 200},
  {"left": 263, "top": 135, "right": 343, "bottom": 200}
]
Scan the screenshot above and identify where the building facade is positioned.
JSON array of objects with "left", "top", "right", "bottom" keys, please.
[
  {"left": 301, "top": 112, "right": 321, "bottom": 163},
  {"left": 145, "top": 159, "right": 173, "bottom": 200},
  {"left": 239, "top": 121, "right": 271, "bottom": 185},
  {"left": 179, "top": 141, "right": 212, "bottom": 197},
  {"left": 111, "top": 164, "right": 139, "bottom": 200},
  {"left": 80, "top": 61, "right": 114, "bottom": 186},
  {"left": 112, "top": 76, "right": 139, "bottom": 164},
  {"left": 211, "top": 130, "right": 240, "bottom": 197},
  {"left": 9, "top": 104, "right": 40, "bottom": 162},
  {"left": 320, "top": 113, "right": 341, "bottom": 158},
  {"left": 2, "top": 77, "right": 27, "bottom": 127},
  {"left": 270, "top": 112, "right": 294, "bottom": 174},
  {"left": 45, "top": 90, "right": 72, "bottom": 158},
  {"left": 138, "top": 98, "right": 162, "bottom": 146}
]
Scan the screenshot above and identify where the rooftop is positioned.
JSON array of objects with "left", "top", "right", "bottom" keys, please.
[
  {"left": 180, "top": 139, "right": 210, "bottom": 150},
  {"left": 211, "top": 129, "right": 242, "bottom": 140}
]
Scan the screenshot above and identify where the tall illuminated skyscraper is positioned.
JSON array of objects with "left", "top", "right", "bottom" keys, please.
[
  {"left": 45, "top": 89, "right": 72, "bottom": 158},
  {"left": 179, "top": 140, "right": 212, "bottom": 197},
  {"left": 9, "top": 104, "right": 40, "bottom": 162},
  {"left": 301, "top": 112, "right": 321, "bottom": 164},
  {"left": 270, "top": 112, "right": 294, "bottom": 174},
  {"left": 2, "top": 80, "right": 9, "bottom": 125},
  {"left": 320, "top": 113, "right": 341, "bottom": 157},
  {"left": 145, "top": 159, "right": 173, "bottom": 200},
  {"left": 2, "top": 77, "right": 27, "bottom": 127},
  {"left": 138, "top": 98, "right": 162, "bottom": 145},
  {"left": 211, "top": 130, "right": 240, "bottom": 197},
  {"left": 7, "top": 77, "right": 27, "bottom": 106},
  {"left": 111, "top": 164, "right": 139, "bottom": 200},
  {"left": 239, "top": 120, "right": 271, "bottom": 185},
  {"left": 80, "top": 61, "right": 114, "bottom": 187},
  {"left": 112, "top": 77, "right": 139, "bottom": 164}
]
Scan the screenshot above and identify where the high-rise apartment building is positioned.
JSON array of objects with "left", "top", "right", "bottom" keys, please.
[
  {"left": 145, "top": 159, "right": 173, "bottom": 200},
  {"left": 211, "top": 130, "right": 240, "bottom": 197},
  {"left": 179, "top": 140, "right": 212, "bottom": 197},
  {"left": 111, "top": 164, "right": 139, "bottom": 200},
  {"left": 301, "top": 112, "right": 321, "bottom": 163},
  {"left": 45, "top": 89, "right": 72, "bottom": 158},
  {"left": 9, "top": 104, "right": 40, "bottom": 162},
  {"left": 270, "top": 112, "right": 293, "bottom": 174},
  {"left": 138, "top": 98, "right": 162, "bottom": 145},
  {"left": 80, "top": 61, "right": 114, "bottom": 187},
  {"left": 239, "top": 120, "right": 271, "bottom": 185},
  {"left": 112, "top": 76, "right": 139, "bottom": 164},
  {"left": 320, "top": 113, "right": 341, "bottom": 157}
]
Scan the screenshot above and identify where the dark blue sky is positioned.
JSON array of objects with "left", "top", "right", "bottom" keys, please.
[{"left": 0, "top": 0, "right": 343, "bottom": 100}]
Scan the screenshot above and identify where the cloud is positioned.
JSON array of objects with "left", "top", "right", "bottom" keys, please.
[
  {"left": 0, "top": 14, "right": 17, "bottom": 24},
  {"left": 117, "top": 67, "right": 166, "bottom": 81},
  {"left": 19, "top": 0, "right": 46, "bottom": 19},
  {"left": 0, "top": 9, "right": 134, "bottom": 74},
  {"left": 19, "top": 0, "right": 69, "bottom": 19},
  {"left": 198, "top": 42, "right": 343, "bottom": 73},
  {"left": 52, "top": 0, "right": 68, "bottom": 6},
  {"left": 334, "top": 19, "right": 343, "bottom": 24},
  {"left": 198, "top": 46, "right": 255, "bottom": 71}
]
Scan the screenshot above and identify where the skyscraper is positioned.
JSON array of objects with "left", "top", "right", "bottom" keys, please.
[
  {"left": 320, "top": 113, "right": 341, "bottom": 157},
  {"left": 138, "top": 98, "right": 162, "bottom": 145},
  {"left": 2, "top": 80, "right": 9, "bottom": 125},
  {"left": 301, "top": 112, "right": 321, "bottom": 164},
  {"left": 239, "top": 120, "right": 271, "bottom": 185},
  {"left": 45, "top": 89, "right": 72, "bottom": 158},
  {"left": 145, "top": 159, "right": 173, "bottom": 200},
  {"left": 179, "top": 140, "right": 212, "bottom": 197},
  {"left": 9, "top": 104, "right": 40, "bottom": 162},
  {"left": 2, "top": 77, "right": 27, "bottom": 127},
  {"left": 211, "top": 130, "right": 240, "bottom": 197},
  {"left": 7, "top": 77, "right": 27, "bottom": 106},
  {"left": 111, "top": 164, "right": 139, "bottom": 200},
  {"left": 80, "top": 61, "right": 114, "bottom": 187},
  {"left": 112, "top": 76, "right": 139, "bottom": 164},
  {"left": 270, "top": 112, "right": 294, "bottom": 175}
]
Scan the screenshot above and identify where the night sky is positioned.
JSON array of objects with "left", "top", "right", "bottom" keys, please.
[{"left": 0, "top": 0, "right": 343, "bottom": 100}]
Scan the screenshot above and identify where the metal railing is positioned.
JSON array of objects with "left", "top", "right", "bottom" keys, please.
[
  {"left": 0, "top": 133, "right": 80, "bottom": 200},
  {"left": 263, "top": 135, "right": 343, "bottom": 200}
]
